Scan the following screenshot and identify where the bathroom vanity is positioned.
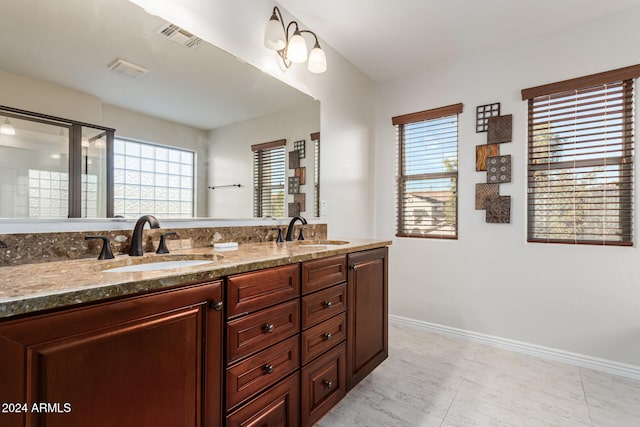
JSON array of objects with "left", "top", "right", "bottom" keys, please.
[{"left": 0, "top": 239, "right": 389, "bottom": 427}]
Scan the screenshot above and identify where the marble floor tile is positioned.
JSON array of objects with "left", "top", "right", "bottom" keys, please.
[
  {"left": 316, "top": 324, "right": 640, "bottom": 427},
  {"left": 580, "top": 367, "right": 640, "bottom": 427}
]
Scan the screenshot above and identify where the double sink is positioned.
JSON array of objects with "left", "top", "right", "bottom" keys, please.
[{"left": 101, "top": 240, "right": 349, "bottom": 273}]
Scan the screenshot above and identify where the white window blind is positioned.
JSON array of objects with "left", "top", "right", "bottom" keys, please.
[
  {"left": 523, "top": 69, "right": 636, "bottom": 246},
  {"left": 393, "top": 103, "right": 461, "bottom": 239},
  {"left": 253, "top": 139, "right": 286, "bottom": 218}
]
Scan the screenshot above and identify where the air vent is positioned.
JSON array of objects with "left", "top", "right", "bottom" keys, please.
[
  {"left": 156, "top": 23, "right": 203, "bottom": 49},
  {"left": 107, "top": 59, "right": 148, "bottom": 79}
]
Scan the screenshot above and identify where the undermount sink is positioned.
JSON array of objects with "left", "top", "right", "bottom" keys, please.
[
  {"left": 103, "top": 260, "right": 214, "bottom": 273},
  {"left": 298, "top": 240, "right": 350, "bottom": 246},
  {"left": 100, "top": 253, "right": 221, "bottom": 273}
]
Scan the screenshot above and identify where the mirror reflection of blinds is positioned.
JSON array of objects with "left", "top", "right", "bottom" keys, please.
[
  {"left": 523, "top": 67, "right": 638, "bottom": 245},
  {"left": 252, "top": 139, "right": 286, "bottom": 218},
  {"left": 392, "top": 103, "right": 461, "bottom": 239}
]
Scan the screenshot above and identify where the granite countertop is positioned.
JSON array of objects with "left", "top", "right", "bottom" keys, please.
[{"left": 0, "top": 239, "right": 391, "bottom": 319}]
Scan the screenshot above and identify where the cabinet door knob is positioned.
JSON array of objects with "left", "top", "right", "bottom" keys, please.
[
  {"left": 323, "top": 301, "right": 333, "bottom": 309},
  {"left": 323, "top": 333, "right": 332, "bottom": 341},
  {"left": 263, "top": 323, "right": 275, "bottom": 333},
  {"left": 324, "top": 380, "right": 333, "bottom": 389},
  {"left": 351, "top": 265, "right": 358, "bottom": 271},
  {"left": 210, "top": 301, "right": 223, "bottom": 311},
  {"left": 264, "top": 364, "right": 274, "bottom": 374}
]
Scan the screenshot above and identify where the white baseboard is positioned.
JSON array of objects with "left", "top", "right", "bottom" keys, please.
[{"left": 389, "top": 314, "right": 640, "bottom": 381}]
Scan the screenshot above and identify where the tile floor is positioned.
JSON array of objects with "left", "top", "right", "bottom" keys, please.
[{"left": 316, "top": 324, "right": 640, "bottom": 426}]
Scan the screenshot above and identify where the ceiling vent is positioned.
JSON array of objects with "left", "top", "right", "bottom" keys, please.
[
  {"left": 156, "top": 23, "right": 203, "bottom": 49},
  {"left": 107, "top": 59, "right": 148, "bottom": 79}
]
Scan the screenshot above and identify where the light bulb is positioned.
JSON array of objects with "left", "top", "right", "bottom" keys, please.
[
  {"left": 307, "top": 44, "right": 327, "bottom": 73},
  {"left": 286, "top": 30, "right": 308, "bottom": 63},
  {"left": 264, "top": 13, "right": 286, "bottom": 50},
  {"left": 0, "top": 118, "right": 16, "bottom": 135}
]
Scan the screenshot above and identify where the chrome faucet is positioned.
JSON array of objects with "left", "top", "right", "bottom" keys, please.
[
  {"left": 285, "top": 216, "right": 307, "bottom": 241},
  {"left": 129, "top": 215, "right": 160, "bottom": 256}
]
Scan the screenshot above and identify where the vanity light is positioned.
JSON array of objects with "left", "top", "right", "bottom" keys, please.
[
  {"left": 0, "top": 118, "right": 16, "bottom": 135},
  {"left": 263, "top": 6, "right": 327, "bottom": 73}
]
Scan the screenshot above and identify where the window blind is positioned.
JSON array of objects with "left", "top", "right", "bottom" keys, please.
[
  {"left": 252, "top": 140, "right": 286, "bottom": 218},
  {"left": 393, "top": 104, "right": 461, "bottom": 239},
  {"left": 525, "top": 78, "right": 634, "bottom": 245}
]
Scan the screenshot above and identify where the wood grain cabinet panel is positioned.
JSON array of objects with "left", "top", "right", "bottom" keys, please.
[
  {"left": 227, "top": 264, "right": 300, "bottom": 318},
  {"left": 226, "top": 335, "right": 300, "bottom": 410},
  {"left": 347, "top": 247, "right": 388, "bottom": 390},
  {"left": 227, "top": 300, "right": 300, "bottom": 363},
  {"left": 0, "top": 281, "right": 224, "bottom": 427},
  {"left": 301, "top": 312, "right": 347, "bottom": 365},
  {"left": 301, "top": 255, "right": 347, "bottom": 295},
  {"left": 301, "top": 283, "right": 347, "bottom": 329},
  {"left": 226, "top": 373, "right": 300, "bottom": 427},
  {"left": 301, "top": 343, "right": 347, "bottom": 427}
]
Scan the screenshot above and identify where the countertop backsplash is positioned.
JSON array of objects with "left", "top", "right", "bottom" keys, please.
[{"left": 0, "top": 223, "right": 327, "bottom": 267}]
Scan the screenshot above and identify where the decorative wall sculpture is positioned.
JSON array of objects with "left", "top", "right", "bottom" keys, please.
[
  {"left": 475, "top": 183, "right": 499, "bottom": 209},
  {"left": 475, "top": 106, "right": 513, "bottom": 224},
  {"left": 294, "top": 139, "right": 306, "bottom": 158},
  {"left": 476, "top": 144, "right": 500, "bottom": 171},
  {"left": 486, "top": 195, "right": 511, "bottom": 223},
  {"left": 476, "top": 103, "right": 501, "bottom": 133},
  {"left": 487, "top": 114, "right": 513, "bottom": 143},
  {"left": 486, "top": 155, "right": 511, "bottom": 184},
  {"left": 288, "top": 141, "right": 308, "bottom": 217},
  {"left": 288, "top": 150, "right": 300, "bottom": 168}
]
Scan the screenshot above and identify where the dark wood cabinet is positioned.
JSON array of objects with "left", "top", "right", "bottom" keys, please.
[
  {"left": 347, "top": 247, "right": 388, "bottom": 390},
  {"left": 0, "top": 245, "right": 389, "bottom": 427},
  {"left": 225, "top": 265, "right": 302, "bottom": 424},
  {"left": 0, "top": 281, "right": 224, "bottom": 427},
  {"left": 301, "top": 343, "right": 347, "bottom": 427},
  {"left": 226, "top": 373, "right": 299, "bottom": 427}
]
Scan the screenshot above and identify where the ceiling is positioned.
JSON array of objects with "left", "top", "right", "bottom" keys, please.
[
  {"left": 277, "top": 0, "right": 640, "bottom": 82},
  {"left": 0, "top": 0, "right": 314, "bottom": 130}
]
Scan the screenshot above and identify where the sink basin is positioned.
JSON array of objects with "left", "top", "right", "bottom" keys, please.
[
  {"left": 103, "top": 260, "right": 214, "bottom": 273},
  {"left": 100, "top": 253, "right": 221, "bottom": 273},
  {"left": 298, "top": 240, "right": 350, "bottom": 246}
]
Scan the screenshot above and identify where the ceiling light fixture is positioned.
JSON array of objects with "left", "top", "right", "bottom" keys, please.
[
  {"left": 0, "top": 118, "right": 16, "bottom": 135},
  {"left": 264, "top": 6, "right": 327, "bottom": 74}
]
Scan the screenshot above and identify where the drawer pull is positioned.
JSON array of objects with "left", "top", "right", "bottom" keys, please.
[
  {"left": 324, "top": 380, "right": 333, "bottom": 389},
  {"left": 264, "top": 364, "right": 274, "bottom": 374},
  {"left": 323, "top": 301, "right": 333, "bottom": 309},
  {"left": 263, "top": 323, "right": 275, "bottom": 333},
  {"left": 323, "top": 333, "right": 332, "bottom": 341}
]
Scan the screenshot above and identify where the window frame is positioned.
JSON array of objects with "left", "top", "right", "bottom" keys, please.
[
  {"left": 392, "top": 103, "right": 462, "bottom": 239},
  {"left": 522, "top": 65, "right": 639, "bottom": 246}
]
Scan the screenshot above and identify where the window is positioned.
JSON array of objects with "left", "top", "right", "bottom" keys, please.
[
  {"left": 252, "top": 139, "right": 286, "bottom": 218},
  {"left": 522, "top": 65, "right": 639, "bottom": 245},
  {"left": 113, "top": 138, "right": 195, "bottom": 218},
  {"left": 393, "top": 103, "right": 461, "bottom": 238}
]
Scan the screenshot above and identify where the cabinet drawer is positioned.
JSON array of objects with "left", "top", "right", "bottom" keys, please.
[
  {"left": 301, "top": 283, "right": 346, "bottom": 329},
  {"left": 301, "top": 312, "right": 346, "bottom": 365},
  {"left": 227, "top": 300, "right": 300, "bottom": 363},
  {"left": 301, "top": 255, "right": 347, "bottom": 295},
  {"left": 227, "top": 264, "right": 300, "bottom": 318},
  {"left": 227, "top": 372, "right": 299, "bottom": 427},
  {"left": 301, "top": 343, "right": 347, "bottom": 427},
  {"left": 226, "top": 335, "right": 300, "bottom": 410}
]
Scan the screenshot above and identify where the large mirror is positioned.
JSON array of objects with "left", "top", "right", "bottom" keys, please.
[{"left": 0, "top": 0, "right": 320, "bottom": 220}]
